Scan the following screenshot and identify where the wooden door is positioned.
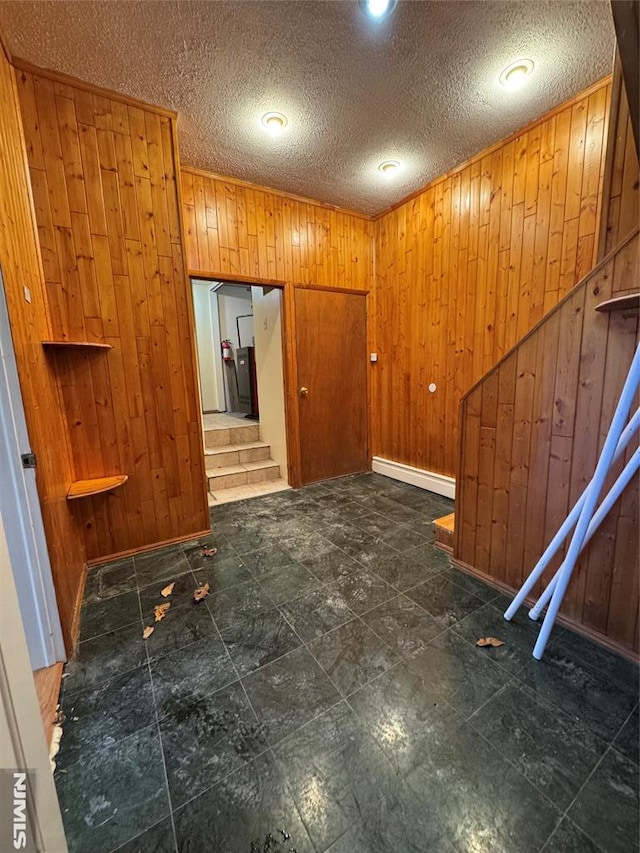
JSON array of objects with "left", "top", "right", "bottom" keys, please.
[{"left": 295, "top": 288, "right": 368, "bottom": 484}]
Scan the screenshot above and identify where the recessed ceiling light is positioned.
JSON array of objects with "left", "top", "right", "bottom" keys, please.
[
  {"left": 261, "top": 112, "right": 288, "bottom": 136},
  {"left": 378, "top": 159, "right": 401, "bottom": 177},
  {"left": 360, "top": 0, "right": 397, "bottom": 21},
  {"left": 499, "top": 58, "right": 535, "bottom": 91}
]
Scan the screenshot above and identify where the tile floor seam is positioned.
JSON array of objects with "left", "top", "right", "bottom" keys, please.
[
  {"left": 76, "top": 614, "right": 144, "bottom": 645},
  {"left": 149, "top": 610, "right": 274, "bottom": 821},
  {"left": 400, "top": 585, "right": 487, "bottom": 632},
  {"left": 204, "top": 593, "right": 281, "bottom": 777},
  {"left": 550, "top": 742, "right": 625, "bottom": 853},
  {"left": 539, "top": 820, "right": 608, "bottom": 853},
  {"left": 508, "top": 663, "right": 636, "bottom": 745},
  {"left": 265, "top": 745, "right": 324, "bottom": 853},
  {"left": 470, "top": 721, "right": 565, "bottom": 828},
  {"left": 463, "top": 676, "right": 610, "bottom": 823},
  {"left": 341, "top": 658, "right": 406, "bottom": 704},
  {"left": 298, "top": 617, "right": 395, "bottom": 704},
  {"left": 136, "top": 657, "right": 179, "bottom": 853},
  {"left": 463, "top": 676, "right": 518, "bottom": 725}
]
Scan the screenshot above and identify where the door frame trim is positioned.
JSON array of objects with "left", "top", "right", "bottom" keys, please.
[
  {"left": 0, "top": 271, "right": 65, "bottom": 668},
  {"left": 187, "top": 271, "right": 302, "bottom": 487}
]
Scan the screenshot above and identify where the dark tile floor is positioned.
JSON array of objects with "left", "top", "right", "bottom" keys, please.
[{"left": 55, "top": 473, "right": 639, "bottom": 853}]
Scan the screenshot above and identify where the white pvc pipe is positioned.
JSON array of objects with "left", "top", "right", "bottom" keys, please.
[
  {"left": 503, "top": 407, "right": 640, "bottom": 622},
  {"left": 533, "top": 343, "right": 640, "bottom": 659},
  {"left": 529, "top": 448, "right": 640, "bottom": 619}
]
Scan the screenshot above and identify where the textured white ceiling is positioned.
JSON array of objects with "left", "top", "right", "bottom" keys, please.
[{"left": 0, "top": 0, "right": 615, "bottom": 215}]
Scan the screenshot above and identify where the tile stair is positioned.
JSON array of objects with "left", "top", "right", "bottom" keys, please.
[{"left": 204, "top": 422, "right": 281, "bottom": 492}]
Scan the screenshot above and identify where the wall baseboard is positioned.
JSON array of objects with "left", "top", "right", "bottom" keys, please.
[{"left": 371, "top": 456, "right": 456, "bottom": 499}]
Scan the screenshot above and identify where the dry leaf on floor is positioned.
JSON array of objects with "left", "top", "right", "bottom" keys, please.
[
  {"left": 143, "top": 625, "right": 155, "bottom": 639},
  {"left": 193, "top": 582, "right": 210, "bottom": 602},
  {"left": 476, "top": 636, "right": 504, "bottom": 648},
  {"left": 161, "top": 582, "right": 175, "bottom": 598},
  {"left": 154, "top": 602, "right": 171, "bottom": 622},
  {"left": 199, "top": 547, "right": 218, "bottom": 558}
]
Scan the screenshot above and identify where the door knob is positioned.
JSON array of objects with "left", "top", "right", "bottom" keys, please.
[{"left": 299, "top": 386, "right": 309, "bottom": 397}]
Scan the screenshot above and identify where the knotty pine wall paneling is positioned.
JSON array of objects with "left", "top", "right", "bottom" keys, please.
[
  {"left": 181, "top": 167, "right": 374, "bottom": 290},
  {"left": 0, "top": 45, "right": 85, "bottom": 652},
  {"left": 16, "top": 63, "right": 210, "bottom": 562},
  {"left": 373, "top": 78, "right": 612, "bottom": 479}
]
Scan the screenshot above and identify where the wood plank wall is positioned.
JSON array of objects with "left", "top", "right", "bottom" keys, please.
[
  {"left": 455, "top": 228, "right": 639, "bottom": 656},
  {"left": 181, "top": 167, "right": 374, "bottom": 290},
  {"left": 16, "top": 64, "right": 210, "bottom": 562},
  {"left": 0, "top": 45, "right": 85, "bottom": 651},
  {"left": 373, "top": 78, "right": 612, "bottom": 478},
  {"left": 454, "top": 72, "right": 639, "bottom": 657},
  {"left": 601, "top": 58, "right": 639, "bottom": 254}
]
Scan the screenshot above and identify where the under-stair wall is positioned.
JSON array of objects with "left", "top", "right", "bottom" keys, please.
[
  {"left": 454, "top": 68, "right": 639, "bottom": 658},
  {"left": 455, "top": 228, "right": 639, "bottom": 656}
]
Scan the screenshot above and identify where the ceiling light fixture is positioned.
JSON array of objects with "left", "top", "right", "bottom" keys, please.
[
  {"left": 499, "top": 58, "right": 535, "bottom": 91},
  {"left": 378, "top": 159, "right": 401, "bottom": 177},
  {"left": 359, "top": 0, "right": 397, "bottom": 21},
  {"left": 261, "top": 111, "right": 288, "bottom": 136}
]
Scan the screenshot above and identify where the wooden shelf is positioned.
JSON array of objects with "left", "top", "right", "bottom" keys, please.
[
  {"left": 42, "top": 340, "right": 112, "bottom": 350},
  {"left": 67, "top": 475, "right": 128, "bottom": 500},
  {"left": 595, "top": 293, "right": 640, "bottom": 314}
]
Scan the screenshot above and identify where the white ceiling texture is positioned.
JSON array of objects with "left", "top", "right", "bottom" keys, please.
[{"left": 0, "top": 0, "right": 615, "bottom": 214}]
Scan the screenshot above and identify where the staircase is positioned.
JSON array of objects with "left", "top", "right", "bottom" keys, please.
[{"left": 204, "top": 420, "right": 287, "bottom": 504}]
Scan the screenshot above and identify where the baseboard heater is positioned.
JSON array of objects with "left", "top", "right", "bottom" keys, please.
[{"left": 371, "top": 456, "right": 456, "bottom": 500}]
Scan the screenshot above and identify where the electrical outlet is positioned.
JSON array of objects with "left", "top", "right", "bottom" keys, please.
[{"left": 263, "top": 317, "right": 268, "bottom": 331}]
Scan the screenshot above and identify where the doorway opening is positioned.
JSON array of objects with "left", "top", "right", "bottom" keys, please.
[{"left": 190, "top": 278, "right": 290, "bottom": 506}]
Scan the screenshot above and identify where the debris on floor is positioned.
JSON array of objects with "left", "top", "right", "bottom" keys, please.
[
  {"left": 193, "top": 582, "right": 210, "bottom": 602},
  {"left": 199, "top": 546, "right": 218, "bottom": 558},
  {"left": 154, "top": 602, "right": 171, "bottom": 621},
  {"left": 49, "top": 707, "right": 63, "bottom": 773},
  {"left": 476, "top": 636, "right": 504, "bottom": 648},
  {"left": 161, "top": 582, "right": 175, "bottom": 597},
  {"left": 142, "top": 625, "right": 155, "bottom": 639},
  {"left": 249, "top": 831, "right": 297, "bottom": 853}
]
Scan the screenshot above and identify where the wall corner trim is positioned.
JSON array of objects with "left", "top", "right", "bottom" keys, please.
[{"left": 371, "top": 456, "right": 456, "bottom": 499}]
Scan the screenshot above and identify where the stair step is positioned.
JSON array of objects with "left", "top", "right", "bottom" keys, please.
[
  {"left": 208, "top": 478, "right": 291, "bottom": 506},
  {"left": 207, "top": 459, "right": 280, "bottom": 491},
  {"left": 433, "top": 513, "right": 455, "bottom": 554},
  {"left": 204, "top": 441, "right": 271, "bottom": 468},
  {"left": 204, "top": 423, "right": 260, "bottom": 448}
]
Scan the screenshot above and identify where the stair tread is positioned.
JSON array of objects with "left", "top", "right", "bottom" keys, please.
[
  {"left": 205, "top": 440, "right": 269, "bottom": 456},
  {"left": 206, "top": 458, "right": 280, "bottom": 478},
  {"left": 433, "top": 513, "right": 455, "bottom": 532},
  {"left": 242, "top": 459, "right": 279, "bottom": 471},
  {"left": 204, "top": 423, "right": 259, "bottom": 433}
]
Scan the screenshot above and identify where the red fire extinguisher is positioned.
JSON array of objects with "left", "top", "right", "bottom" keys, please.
[{"left": 221, "top": 340, "right": 233, "bottom": 361}]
